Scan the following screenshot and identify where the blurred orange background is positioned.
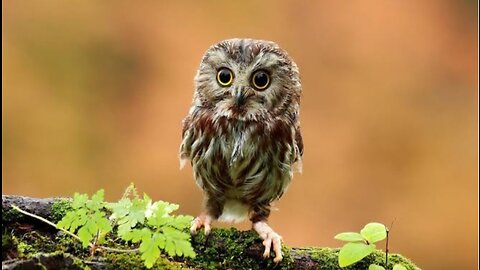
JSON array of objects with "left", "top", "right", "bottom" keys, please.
[{"left": 2, "top": 1, "right": 478, "bottom": 269}]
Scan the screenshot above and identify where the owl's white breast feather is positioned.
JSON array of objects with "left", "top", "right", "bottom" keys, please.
[{"left": 218, "top": 199, "right": 249, "bottom": 223}]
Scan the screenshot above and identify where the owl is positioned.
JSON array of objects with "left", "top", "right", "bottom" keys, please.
[{"left": 180, "top": 38, "right": 303, "bottom": 262}]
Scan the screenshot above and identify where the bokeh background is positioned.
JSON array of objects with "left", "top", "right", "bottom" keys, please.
[{"left": 2, "top": 1, "right": 478, "bottom": 269}]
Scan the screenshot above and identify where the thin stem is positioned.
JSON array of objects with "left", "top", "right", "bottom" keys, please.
[
  {"left": 100, "top": 246, "right": 139, "bottom": 253},
  {"left": 386, "top": 219, "right": 396, "bottom": 267},
  {"left": 385, "top": 227, "right": 389, "bottom": 266}
]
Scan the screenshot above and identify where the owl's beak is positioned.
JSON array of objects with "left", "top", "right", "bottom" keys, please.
[
  {"left": 235, "top": 92, "right": 247, "bottom": 107},
  {"left": 233, "top": 87, "right": 248, "bottom": 107}
]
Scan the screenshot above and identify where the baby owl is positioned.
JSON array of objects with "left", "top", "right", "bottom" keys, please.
[{"left": 180, "top": 38, "right": 303, "bottom": 262}]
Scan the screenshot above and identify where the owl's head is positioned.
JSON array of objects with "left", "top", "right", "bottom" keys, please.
[{"left": 193, "top": 38, "right": 301, "bottom": 121}]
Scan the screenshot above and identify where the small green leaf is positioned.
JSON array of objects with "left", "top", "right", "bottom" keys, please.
[
  {"left": 123, "top": 228, "right": 151, "bottom": 243},
  {"left": 393, "top": 264, "right": 408, "bottom": 270},
  {"left": 107, "top": 198, "right": 132, "bottom": 220},
  {"left": 334, "top": 232, "right": 365, "bottom": 242},
  {"left": 87, "top": 189, "right": 105, "bottom": 211},
  {"left": 369, "top": 264, "right": 386, "bottom": 270},
  {"left": 77, "top": 226, "right": 93, "bottom": 248},
  {"left": 175, "top": 239, "right": 196, "bottom": 258},
  {"left": 360, "top": 222, "right": 387, "bottom": 243},
  {"left": 72, "top": 193, "right": 88, "bottom": 209},
  {"left": 170, "top": 215, "right": 193, "bottom": 230},
  {"left": 96, "top": 216, "right": 113, "bottom": 233},
  {"left": 338, "top": 242, "right": 376, "bottom": 267},
  {"left": 69, "top": 211, "right": 87, "bottom": 232},
  {"left": 163, "top": 239, "right": 174, "bottom": 257},
  {"left": 140, "top": 237, "right": 160, "bottom": 268},
  {"left": 57, "top": 212, "right": 75, "bottom": 229},
  {"left": 156, "top": 201, "right": 179, "bottom": 217},
  {"left": 162, "top": 226, "right": 190, "bottom": 240},
  {"left": 117, "top": 222, "right": 131, "bottom": 237},
  {"left": 126, "top": 197, "right": 148, "bottom": 226},
  {"left": 139, "top": 232, "right": 167, "bottom": 268}
]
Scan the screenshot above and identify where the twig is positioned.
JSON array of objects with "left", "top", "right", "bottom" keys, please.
[
  {"left": 100, "top": 246, "right": 139, "bottom": 253},
  {"left": 385, "top": 219, "right": 396, "bottom": 267},
  {"left": 385, "top": 225, "right": 389, "bottom": 266}
]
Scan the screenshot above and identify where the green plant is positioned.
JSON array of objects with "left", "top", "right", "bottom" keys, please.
[
  {"left": 334, "top": 222, "right": 406, "bottom": 270},
  {"left": 11, "top": 183, "right": 195, "bottom": 268}
]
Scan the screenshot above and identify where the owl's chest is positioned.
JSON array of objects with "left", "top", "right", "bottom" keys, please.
[
  {"left": 183, "top": 113, "right": 296, "bottom": 200},
  {"left": 208, "top": 120, "right": 263, "bottom": 167},
  {"left": 193, "top": 116, "right": 292, "bottom": 176}
]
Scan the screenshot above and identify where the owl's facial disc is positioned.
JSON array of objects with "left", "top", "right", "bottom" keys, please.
[{"left": 194, "top": 38, "right": 301, "bottom": 120}]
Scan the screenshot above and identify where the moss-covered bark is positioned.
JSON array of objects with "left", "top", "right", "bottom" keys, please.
[{"left": 2, "top": 195, "right": 421, "bottom": 270}]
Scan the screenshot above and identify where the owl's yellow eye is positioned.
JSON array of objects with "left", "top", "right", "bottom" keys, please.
[
  {"left": 216, "top": 68, "right": 234, "bottom": 87},
  {"left": 251, "top": 70, "right": 270, "bottom": 90}
]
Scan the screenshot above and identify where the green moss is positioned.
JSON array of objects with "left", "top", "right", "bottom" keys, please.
[
  {"left": 101, "top": 251, "right": 191, "bottom": 270},
  {"left": 50, "top": 198, "right": 73, "bottom": 222},
  {"left": 15, "top": 231, "right": 58, "bottom": 258},
  {"left": 1, "top": 205, "right": 24, "bottom": 224},
  {"left": 185, "top": 228, "right": 421, "bottom": 270},
  {"left": 294, "top": 247, "right": 420, "bottom": 270},
  {"left": 17, "top": 241, "right": 34, "bottom": 256},
  {"left": 2, "top": 231, "right": 17, "bottom": 260},
  {"left": 294, "top": 247, "right": 341, "bottom": 269},
  {"left": 188, "top": 228, "right": 296, "bottom": 270}
]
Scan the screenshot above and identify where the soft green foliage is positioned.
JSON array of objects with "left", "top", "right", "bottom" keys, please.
[
  {"left": 55, "top": 184, "right": 195, "bottom": 268},
  {"left": 370, "top": 264, "right": 387, "bottom": 270},
  {"left": 109, "top": 193, "right": 195, "bottom": 268},
  {"left": 57, "top": 190, "right": 112, "bottom": 247},
  {"left": 360, "top": 223, "right": 387, "bottom": 244},
  {"left": 338, "top": 242, "right": 376, "bottom": 267},
  {"left": 393, "top": 264, "right": 408, "bottom": 270},
  {"left": 335, "top": 222, "right": 407, "bottom": 270},
  {"left": 334, "top": 232, "right": 364, "bottom": 242}
]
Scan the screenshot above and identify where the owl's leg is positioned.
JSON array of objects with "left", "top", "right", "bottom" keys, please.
[
  {"left": 251, "top": 204, "right": 283, "bottom": 263},
  {"left": 190, "top": 195, "right": 224, "bottom": 236}
]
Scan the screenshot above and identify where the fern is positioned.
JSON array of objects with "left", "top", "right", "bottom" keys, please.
[
  {"left": 57, "top": 190, "right": 112, "bottom": 247},
  {"left": 107, "top": 189, "right": 195, "bottom": 268},
  {"left": 52, "top": 184, "right": 196, "bottom": 268}
]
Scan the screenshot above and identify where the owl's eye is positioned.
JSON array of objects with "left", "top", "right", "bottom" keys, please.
[
  {"left": 251, "top": 70, "right": 270, "bottom": 90},
  {"left": 216, "top": 68, "right": 234, "bottom": 87}
]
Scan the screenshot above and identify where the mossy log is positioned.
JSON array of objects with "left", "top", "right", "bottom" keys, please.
[{"left": 2, "top": 195, "right": 420, "bottom": 270}]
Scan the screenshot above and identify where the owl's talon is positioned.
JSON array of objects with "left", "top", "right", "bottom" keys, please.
[
  {"left": 253, "top": 221, "right": 283, "bottom": 262},
  {"left": 190, "top": 214, "right": 212, "bottom": 236}
]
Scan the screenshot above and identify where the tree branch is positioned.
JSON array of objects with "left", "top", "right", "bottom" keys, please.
[{"left": 2, "top": 195, "right": 421, "bottom": 270}]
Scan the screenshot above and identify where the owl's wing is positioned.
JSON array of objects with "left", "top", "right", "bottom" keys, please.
[
  {"left": 295, "top": 128, "right": 304, "bottom": 159},
  {"left": 179, "top": 114, "right": 193, "bottom": 169},
  {"left": 292, "top": 127, "right": 303, "bottom": 173}
]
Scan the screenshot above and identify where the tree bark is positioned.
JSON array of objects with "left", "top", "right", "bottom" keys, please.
[{"left": 2, "top": 195, "right": 421, "bottom": 270}]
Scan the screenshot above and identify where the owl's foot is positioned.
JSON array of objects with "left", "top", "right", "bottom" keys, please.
[
  {"left": 253, "top": 221, "right": 283, "bottom": 263},
  {"left": 190, "top": 213, "right": 212, "bottom": 236}
]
